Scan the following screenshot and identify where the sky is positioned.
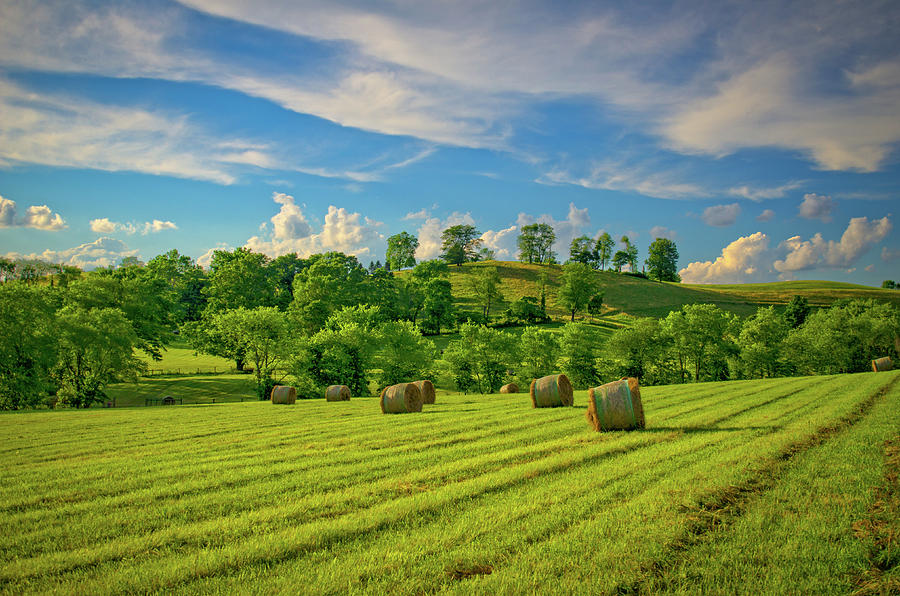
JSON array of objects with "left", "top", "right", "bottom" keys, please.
[{"left": 0, "top": 0, "right": 898, "bottom": 285}]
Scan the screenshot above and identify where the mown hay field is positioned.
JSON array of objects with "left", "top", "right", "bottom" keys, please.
[{"left": 1, "top": 372, "right": 898, "bottom": 594}]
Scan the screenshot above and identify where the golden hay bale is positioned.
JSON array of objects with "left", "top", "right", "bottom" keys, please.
[
  {"left": 412, "top": 380, "right": 436, "bottom": 404},
  {"left": 325, "top": 385, "right": 351, "bottom": 401},
  {"left": 529, "top": 374, "right": 573, "bottom": 408},
  {"left": 499, "top": 382, "right": 519, "bottom": 394},
  {"left": 872, "top": 357, "right": 894, "bottom": 372},
  {"left": 380, "top": 383, "right": 423, "bottom": 414},
  {"left": 586, "top": 377, "right": 645, "bottom": 431},
  {"left": 271, "top": 385, "right": 297, "bottom": 405}
]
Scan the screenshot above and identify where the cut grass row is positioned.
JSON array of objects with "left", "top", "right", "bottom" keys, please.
[{"left": 2, "top": 372, "right": 897, "bottom": 593}]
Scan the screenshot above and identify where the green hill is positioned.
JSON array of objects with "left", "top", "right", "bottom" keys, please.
[{"left": 435, "top": 261, "right": 900, "bottom": 319}]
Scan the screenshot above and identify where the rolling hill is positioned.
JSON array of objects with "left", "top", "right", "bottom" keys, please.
[{"left": 433, "top": 260, "right": 900, "bottom": 319}]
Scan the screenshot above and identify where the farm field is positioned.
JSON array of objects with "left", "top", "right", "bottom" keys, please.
[{"left": 1, "top": 372, "right": 898, "bottom": 594}]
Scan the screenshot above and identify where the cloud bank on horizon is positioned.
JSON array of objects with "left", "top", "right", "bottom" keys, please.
[{"left": 0, "top": 0, "right": 897, "bottom": 284}]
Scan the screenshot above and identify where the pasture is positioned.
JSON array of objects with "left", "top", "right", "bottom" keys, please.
[{"left": 1, "top": 371, "right": 898, "bottom": 594}]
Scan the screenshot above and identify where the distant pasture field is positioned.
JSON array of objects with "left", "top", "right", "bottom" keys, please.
[{"left": 1, "top": 372, "right": 898, "bottom": 594}]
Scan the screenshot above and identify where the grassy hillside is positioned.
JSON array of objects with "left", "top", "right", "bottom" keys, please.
[
  {"left": 434, "top": 260, "right": 900, "bottom": 319},
  {"left": 2, "top": 372, "right": 897, "bottom": 594}
]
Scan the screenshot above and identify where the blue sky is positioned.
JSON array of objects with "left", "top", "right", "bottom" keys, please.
[{"left": 0, "top": 0, "right": 898, "bottom": 284}]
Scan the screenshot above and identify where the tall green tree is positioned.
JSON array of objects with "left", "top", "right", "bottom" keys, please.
[
  {"left": 54, "top": 307, "right": 145, "bottom": 408},
  {"left": 738, "top": 306, "right": 789, "bottom": 378},
  {"left": 65, "top": 274, "right": 173, "bottom": 360},
  {"left": 595, "top": 233, "right": 615, "bottom": 271},
  {"left": 289, "top": 252, "right": 368, "bottom": 333},
  {"left": 420, "top": 278, "right": 454, "bottom": 334},
  {"left": 558, "top": 322, "right": 599, "bottom": 389},
  {"left": 645, "top": 238, "right": 680, "bottom": 282},
  {"left": 517, "top": 223, "right": 556, "bottom": 264},
  {"left": 205, "top": 248, "right": 274, "bottom": 313},
  {"left": 621, "top": 236, "right": 639, "bottom": 272},
  {"left": 519, "top": 326, "right": 560, "bottom": 382},
  {"left": 0, "top": 283, "right": 57, "bottom": 409},
  {"left": 784, "top": 295, "right": 811, "bottom": 329},
  {"left": 444, "top": 324, "right": 518, "bottom": 394},
  {"left": 664, "top": 304, "right": 737, "bottom": 382},
  {"left": 467, "top": 266, "right": 504, "bottom": 320},
  {"left": 268, "top": 253, "right": 308, "bottom": 311},
  {"left": 605, "top": 317, "right": 668, "bottom": 383},
  {"left": 557, "top": 262, "right": 599, "bottom": 321},
  {"left": 146, "top": 249, "right": 208, "bottom": 323},
  {"left": 386, "top": 231, "right": 419, "bottom": 271},
  {"left": 611, "top": 250, "right": 628, "bottom": 273},
  {"left": 569, "top": 235, "right": 597, "bottom": 267},
  {"left": 212, "top": 307, "right": 293, "bottom": 400},
  {"left": 371, "top": 320, "right": 437, "bottom": 387},
  {"left": 441, "top": 224, "right": 482, "bottom": 266}
]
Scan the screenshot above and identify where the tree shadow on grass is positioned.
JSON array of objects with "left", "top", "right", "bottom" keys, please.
[{"left": 643, "top": 425, "right": 781, "bottom": 433}]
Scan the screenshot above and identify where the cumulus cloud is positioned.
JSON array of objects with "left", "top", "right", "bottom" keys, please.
[
  {"left": 517, "top": 202, "right": 591, "bottom": 258},
  {"left": 798, "top": 193, "right": 835, "bottom": 222},
  {"left": 0, "top": 195, "right": 66, "bottom": 230},
  {"left": 402, "top": 208, "right": 430, "bottom": 221},
  {"left": 480, "top": 225, "right": 518, "bottom": 259},
  {"left": 196, "top": 243, "right": 233, "bottom": 269},
  {"left": 415, "top": 212, "right": 476, "bottom": 260},
  {"left": 244, "top": 192, "right": 383, "bottom": 258},
  {"left": 89, "top": 217, "right": 177, "bottom": 235},
  {"left": 649, "top": 226, "right": 677, "bottom": 240},
  {"left": 702, "top": 203, "right": 741, "bottom": 227},
  {"left": 4, "top": 237, "right": 138, "bottom": 270},
  {"left": 882, "top": 247, "right": 900, "bottom": 262},
  {"left": 774, "top": 216, "right": 892, "bottom": 275},
  {"left": 679, "top": 232, "right": 770, "bottom": 284},
  {"left": 756, "top": 209, "right": 776, "bottom": 222}
]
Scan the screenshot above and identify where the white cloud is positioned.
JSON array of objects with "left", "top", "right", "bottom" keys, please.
[
  {"left": 679, "top": 232, "right": 770, "bottom": 284},
  {"left": 538, "top": 163, "right": 707, "bottom": 201},
  {"left": 728, "top": 181, "right": 802, "bottom": 201},
  {"left": 415, "top": 212, "right": 476, "bottom": 260},
  {"left": 649, "top": 226, "right": 677, "bottom": 240},
  {"left": 798, "top": 193, "right": 835, "bottom": 222},
  {"left": 773, "top": 216, "right": 892, "bottom": 275},
  {"left": 4, "top": 237, "right": 138, "bottom": 270},
  {"left": 516, "top": 202, "right": 590, "bottom": 258},
  {"left": 89, "top": 217, "right": 176, "bottom": 235},
  {"left": 756, "top": 209, "right": 776, "bottom": 222},
  {"left": 244, "top": 193, "right": 383, "bottom": 258},
  {"left": 865, "top": 264, "right": 875, "bottom": 272},
  {"left": 882, "top": 247, "right": 900, "bottom": 262},
  {"left": 480, "top": 225, "right": 518, "bottom": 259},
  {"left": 196, "top": 243, "right": 232, "bottom": 269},
  {"left": 702, "top": 203, "right": 741, "bottom": 227},
  {"left": 662, "top": 57, "right": 900, "bottom": 172},
  {"left": 0, "top": 194, "right": 66, "bottom": 230},
  {"left": 144, "top": 220, "right": 177, "bottom": 234},
  {"left": 402, "top": 208, "right": 430, "bottom": 221}
]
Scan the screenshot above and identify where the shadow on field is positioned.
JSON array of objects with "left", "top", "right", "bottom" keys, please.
[{"left": 646, "top": 425, "right": 780, "bottom": 433}]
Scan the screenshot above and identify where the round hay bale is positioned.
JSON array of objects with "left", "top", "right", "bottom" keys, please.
[
  {"left": 380, "top": 383, "right": 423, "bottom": 414},
  {"left": 412, "top": 380, "right": 436, "bottom": 404},
  {"left": 271, "top": 385, "right": 297, "bottom": 405},
  {"left": 529, "top": 374, "right": 573, "bottom": 408},
  {"left": 872, "top": 357, "right": 894, "bottom": 372},
  {"left": 586, "top": 377, "right": 645, "bottom": 431},
  {"left": 500, "top": 382, "right": 519, "bottom": 394},
  {"left": 325, "top": 385, "right": 351, "bottom": 401}
]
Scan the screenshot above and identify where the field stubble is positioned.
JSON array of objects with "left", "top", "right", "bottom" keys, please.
[{"left": 1, "top": 371, "right": 898, "bottom": 594}]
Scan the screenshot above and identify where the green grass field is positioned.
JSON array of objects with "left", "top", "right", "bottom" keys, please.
[
  {"left": 139, "top": 339, "right": 236, "bottom": 376},
  {"left": 2, "top": 371, "right": 897, "bottom": 594}
]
